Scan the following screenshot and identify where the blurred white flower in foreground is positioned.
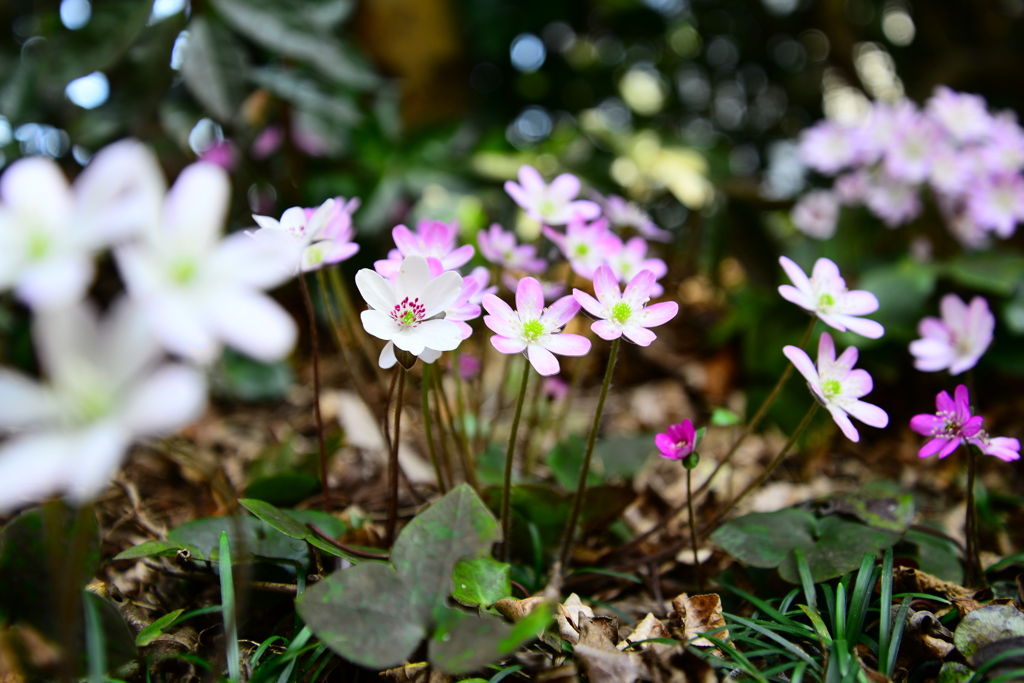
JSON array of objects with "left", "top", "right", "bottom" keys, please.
[
  {"left": 0, "top": 139, "right": 164, "bottom": 309},
  {"left": 116, "top": 162, "right": 298, "bottom": 364},
  {"left": 0, "top": 300, "right": 206, "bottom": 510}
]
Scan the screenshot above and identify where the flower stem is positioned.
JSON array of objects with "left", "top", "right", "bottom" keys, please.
[
  {"left": 695, "top": 316, "right": 816, "bottom": 500},
  {"left": 501, "top": 358, "right": 533, "bottom": 562},
  {"left": 386, "top": 368, "right": 406, "bottom": 546},
  {"left": 965, "top": 444, "right": 984, "bottom": 587},
  {"left": 450, "top": 348, "right": 474, "bottom": 468},
  {"left": 299, "top": 274, "right": 331, "bottom": 513},
  {"left": 434, "top": 365, "right": 479, "bottom": 491},
  {"left": 552, "top": 340, "right": 589, "bottom": 443},
  {"left": 687, "top": 465, "right": 702, "bottom": 592},
  {"left": 421, "top": 364, "right": 447, "bottom": 493},
  {"left": 559, "top": 337, "right": 621, "bottom": 569},
  {"left": 701, "top": 401, "right": 819, "bottom": 535},
  {"left": 521, "top": 368, "right": 547, "bottom": 477},
  {"left": 327, "top": 265, "right": 388, "bottom": 388}
]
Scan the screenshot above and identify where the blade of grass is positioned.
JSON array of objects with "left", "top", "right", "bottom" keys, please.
[
  {"left": 488, "top": 664, "right": 523, "bottom": 683},
  {"left": 884, "top": 598, "right": 912, "bottom": 677},
  {"left": 83, "top": 592, "right": 106, "bottom": 683},
  {"left": 845, "top": 553, "right": 878, "bottom": 645},
  {"left": 794, "top": 549, "right": 817, "bottom": 614},
  {"left": 219, "top": 531, "right": 241, "bottom": 683},
  {"left": 834, "top": 582, "right": 847, "bottom": 642},
  {"left": 780, "top": 588, "right": 801, "bottom": 614},
  {"left": 797, "top": 605, "right": 833, "bottom": 646},
  {"left": 250, "top": 636, "right": 286, "bottom": 669},
  {"left": 728, "top": 615, "right": 820, "bottom": 671},
  {"left": 698, "top": 634, "right": 769, "bottom": 683},
  {"left": 791, "top": 661, "right": 808, "bottom": 683},
  {"left": 821, "top": 583, "right": 836, "bottom": 638},
  {"left": 878, "top": 548, "right": 894, "bottom": 674},
  {"left": 723, "top": 583, "right": 809, "bottom": 632}
]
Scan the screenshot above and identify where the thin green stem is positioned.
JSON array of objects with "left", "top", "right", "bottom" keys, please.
[
  {"left": 695, "top": 316, "right": 816, "bottom": 500},
  {"left": 521, "top": 366, "right": 547, "bottom": 477},
  {"left": 434, "top": 365, "right": 478, "bottom": 491},
  {"left": 701, "top": 401, "right": 820, "bottom": 536},
  {"left": 687, "top": 465, "right": 703, "bottom": 592},
  {"left": 299, "top": 274, "right": 331, "bottom": 513},
  {"left": 560, "top": 338, "right": 621, "bottom": 568},
  {"left": 327, "top": 266, "right": 388, "bottom": 388},
  {"left": 450, "top": 348, "right": 476, "bottom": 482},
  {"left": 386, "top": 369, "right": 406, "bottom": 546},
  {"left": 552, "top": 338, "right": 590, "bottom": 443},
  {"left": 965, "top": 444, "right": 983, "bottom": 587},
  {"left": 421, "top": 364, "right": 447, "bottom": 493},
  {"left": 501, "top": 358, "right": 533, "bottom": 563}
]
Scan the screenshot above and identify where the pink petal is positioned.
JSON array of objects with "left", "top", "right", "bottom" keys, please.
[
  {"left": 937, "top": 437, "right": 961, "bottom": 458},
  {"left": 593, "top": 266, "right": 621, "bottom": 304},
  {"left": 517, "top": 165, "right": 545, "bottom": 195},
  {"left": 591, "top": 320, "right": 623, "bottom": 341},
  {"left": 566, "top": 199, "right": 602, "bottom": 221},
  {"left": 841, "top": 368, "right": 873, "bottom": 397},
  {"left": 778, "top": 285, "right": 814, "bottom": 311},
  {"left": 953, "top": 384, "right": 972, "bottom": 420},
  {"left": 573, "top": 289, "right": 605, "bottom": 318},
  {"left": 845, "top": 399, "right": 888, "bottom": 428},
  {"left": 441, "top": 244, "right": 476, "bottom": 271},
  {"left": 783, "top": 345, "right": 820, "bottom": 387},
  {"left": 542, "top": 295, "right": 581, "bottom": 328},
  {"left": 482, "top": 294, "right": 515, "bottom": 321},
  {"left": 391, "top": 225, "right": 418, "bottom": 256},
  {"left": 516, "top": 277, "right": 545, "bottom": 316},
  {"left": 910, "top": 414, "right": 944, "bottom": 435},
  {"left": 817, "top": 332, "right": 837, "bottom": 365},
  {"left": 543, "top": 332, "right": 591, "bottom": 357},
  {"left": 491, "top": 335, "right": 527, "bottom": 354},
  {"left": 622, "top": 325, "right": 657, "bottom": 346},
  {"left": 638, "top": 301, "right": 678, "bottom": 327},
  {"left": 549, "top": 173, "right": 581, "bottom": 202},
  {"left": 504, "top": 181, "right": 531, "bottom": 211},
  {"left": 811, "top": 257, "right": 842, "bottom": 283},
  {"left": 939, "top": 293, "right": 969, "bottom": 330},
  {"left": 827, "top": 406, "right": 861, "bottom": 442},
  {"left": 835, "top": 315, "right": 885, "bottom": 340},
  {"left": 779, "top": 256, "right": 813, "bottom": 298},
  {"left": 918, "top": 437, "right": 949, "bottom": 458},
  {"left": 623, "top": 270, "right": 656, "bottom": 302},
  {"left": 935, "top": 390, "right": 955, "bottom": 414},
  {"left": 918, "top": 316, "right": 951, "bottom": 341},
  {"left": 483, "top": 314, "right": 518, "bottom": 339},
  {"left": 842, "top": 290, "right": 880, "bottom": 315},
  {"left": 527, "top": 344, "right": 560, "bottom": 376},
  {"left": 655, "top": 433, "right": 680, "bottom": 459}
]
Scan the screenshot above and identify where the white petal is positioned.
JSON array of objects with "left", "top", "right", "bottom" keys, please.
[
  {"left": 33, "top": 300, "right": 100, "bottom": 384},
  {"left": 779, "top": 256, "right": 812, "bottom": 298},
  {"left": 120, "top": 364, "right": 207, "bottom": 436},
  {"left": 355, "top": 269, "right": 398, "bottom": 312},
  {"left": 208, "top": 290, "right": 297, "bottom": 362},
  {"left": 394, "top": 255, "right": 432, "bottom": 301},
  {"left": 161, "top": 162, "right": 230, "bottom": 250},
  {"left": 212, "top": 232, "right": 297, "bottom": 288},
  {"left": 100, "top": 297, "right": 163, "bottom": 387},
  {"left": 783, "top": 345, "right": 820, "bottom": 388},
  {"left": 827, "top": 406, "right": 860, "bottom": 442},
  {"left": 361, "top": 309, "right": 399, "bottom": 341},
  {"left": 0, "top": 370, "right": 61, "bottom": 429},
  {"left": 149, "top": 295, "right": 220, "bottom": 364},
  {"left": 0, "top": 432, "right": 73, "bottom": 511},
  {"left": 64, "top": 423, "right": 132, "bottom": 503},
  {"left": 0, "top": 156, "right": 74, "bottom": 221},
  {"left": 845, "top": 400, "right": 888, "bottom": 428},
  {"left": 419, "top": 271, "right": 463, "bottom": 317},
  {"left": 16, "top": 256, "right": 94, "bottom": 310},
  {"left": 379, "top": 341, "right": 398, "bottom": 369}
]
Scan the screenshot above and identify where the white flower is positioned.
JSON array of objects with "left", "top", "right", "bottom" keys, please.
[
  {"left": 791, "top": 190, "right": 840, "bottom": 240},
  {"left": 909, "top": 294, "right": 995, "bottom": 375},
  {"left": 250, "top": 198, "right": 359, "bottom": 273},
  {"left": 778, "top": 256, "right": 884, "bottom": 339},
  {"left": 355, "top": 255, "right": 464, "bottom": 368},
  {"left": 0, "top": 300, "right": 206, "bottom": 510},
  {"left": 0, "top": 139, "right": 165, "bottom": 309},
  {"left": 115, "top": 162, "right": 298, "bottom": 364},
  {"left": 784, "top": 332, "right": 888, "bottom": 442}
]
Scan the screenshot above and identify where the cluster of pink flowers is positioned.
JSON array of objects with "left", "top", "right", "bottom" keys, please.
[
  {"left": 793, "top": 86, "right": 1024, "bottom": 246},
  {"left": 911, "top": 385, "right": 1019, "bottom": 461}
]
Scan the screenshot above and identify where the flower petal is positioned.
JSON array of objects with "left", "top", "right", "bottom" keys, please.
[
  {"left": 379, "top": 341, "right": 398, "bottom": 369},
  {"left": 209, "top": 290, "right": 297, "bottom": 362},
  {"left": 573, "top": 289, "right": 605, "bottom": 319},
  {"left": 842, "top": 290, "right": 880, "bottom": 315},
  {"left": 542, "top": 333, "right": 591, "bottom": 357},
  {"left": 844, "top": 399, "right": 888, "bottom": 428},
  {"left": 622, "top": 325, "right": 657, "bottom": 346},
  {"left": 835, "top": 314, "right": 885, "bottom": 340},
  {"left": 542, "top": 295, "right": 581, "bottom": 328},
  {"left": 516, "top": 277, "right": 545, "bottom": 317},
  {"left": 161, "top": 162, "right": 230, "bottom": 250},
  {"left": 779, "top": 256, "right": 813, "bottom": 298},
  {"left": 783, "top": 345, "right": 820, "bottom": 387},
  {"left": 591, "top": 320, "right": 623, "bottom": 341},
  {"left": 593, "top": 265, "right": 621, "bottom": 305},
  {"left": 361, "top": 309, "right": 399, "bottom": 341},
  {"left": 419, "top": 271, "right": 463, "bottom": 317},
  {"left": 638, "top": 301, "right": 678, "bottom": 328},
  {"left": 121, "top": 364, "right": 207, "bottom": 436},
  {"left": 0, "top": 370, "right": 60, "bottom": 429},
  {"left": 527, "top": 344, "right": 560, "bottom": 376},
  {"left": 827, "top": 405, "right": 861, "bottom": 442}
]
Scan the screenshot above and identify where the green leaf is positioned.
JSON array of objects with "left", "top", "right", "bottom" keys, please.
[
  {"left": 167, "top": 516, "right": 309, "bottom": 568},
  {"left": 239, "top": 499, "right": 310, "bottom": 539},
  {"left": 711, "top": 407, "right": 742, "bottom": 427},
  {"left": 297, "top": 484, "right": 502, "bottom": 670},
  {"left": 937, "top": 662, "right": 972, "bottom": 683},
  {"left": 592, "top": 435, "right": 658, "bottom": 479},
  {"left": 452, "top": 558, "right": 511, "bottom": 607},
  {"left": 428, "top": 606, "right": 515, "bottom": 674},
  {"left": 943, "top": 251, "right": 1024, "bottom": 296},
  {"left": 112, "top": 540, "right": 202, "bottom": 561},
  {"left": 778, "top": 516, "right": 901, "bottom": 584},
  {"left": 249, "top": 66, "right": 362, "bottom": 126},
  {"left": 953, "top": 605, "right": 1024, "bottom": 659},
  {"left": 210, "top": 0, "right": 378, "bottom": 89},
  {"left": 214, "top": 348, "right": 294, "bottom": 404},
  {"left": 831, "top": 491, "right": 915, "bottom": 533},
  {"left": 180, "top": 16, "right": 249, "bottom": 121},
  {"left": 243, "top": 473, "right": 321, "bottom": 508},
  {"left": 710, "top": 509, "right": 818, "bottom": 569},
  {"left": 135, "top": 609, "right": 185, "bottom": 647},
  {"left": 900, "top": 528, "right": 963, "bottom": 584},
  {"left": 547, "top": 436, "right": 599, "bottom": 490},
  {"left": 857, "top": 260, "right": 937, "bottom": 334}
]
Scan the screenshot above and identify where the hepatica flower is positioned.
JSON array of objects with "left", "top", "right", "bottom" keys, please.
[
  {"left": 374, "top": 219, "right": 474, "bottom": 279},
  {"left": 251, "top": 197, "right": 359, "bottom": 273},
  {"left": 778, "top": 256, "right": 884, "bottom": 339},
  {"left": 115, "top": 162, "right": 298, "bottom": 364},
  {"left": 597, "top": 193, "right": 673, "bottom": 242},
  {"left": 573, "top": 266, "right": 677, "bottom": 346},
  {"left": 911, "top": 385, "right": 1020, "bottom": 462},
  {"left": 504, "top": 165, "right": 601, "bottom": 226},
  {"left": 0, "top": 300, "right": 206, "bottom": 510},
  {"left": 656, "top": 419, "right": 697, "bottom": 460},
  {"left": 0, "top": 139, "right": 164, "bottom": 309},
  {"left": 477, "top": 223, "right": 546, "bottom": 273},
  {"left": 784, "top": 332, "right": 888, "bottom": 442},
  {"left": 482, "top": 277, "right": 591, "bottom": 376},
  {"left": 543, "top": 218, "right": 620, "bottom": 280},
  {"left": 606, "top": 237, "right": 668, "bottom": 296},
  {"left": 356, "top": 255, "right": 464, "bottom": 368},
  {"left": 909, "top": 294, "right": 994, "bottom": 375}
]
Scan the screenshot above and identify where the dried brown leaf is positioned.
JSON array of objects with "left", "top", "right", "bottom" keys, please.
[
  {"left": 556, "top": 594, "right": 595, "bottom": 645},
  {"left": 493, "top": 596, "right": 546, "bottom": 622},
  {"left": 672, "top": 593, "right": 727, "bottom": 647}
]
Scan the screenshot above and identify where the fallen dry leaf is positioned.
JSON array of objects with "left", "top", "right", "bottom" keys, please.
[
  {"left": 557, "top": 593, "right": 595, "bottom": 645},
  {"left": 619, "top": 613, "right": 673, "bottom": 652},
  {"left": 574, "top": 614, "right": 639, "bottom": 683},
  {"left": 672, "top": 593, "right": 728, "bottom": 647},
  {"left": 493, "top": 596, "right": 547, "bottom": 622}
]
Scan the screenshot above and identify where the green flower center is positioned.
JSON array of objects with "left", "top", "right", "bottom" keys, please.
[
  {"left": 170, "top": 258, "right": 199, "bottom": 286},
  {"left": 27, "top": 231, "right": 50, "bottom": 260},
  {"left": 523, "top": 319, "right": 545, "bottom": 340},
  {"left": 540, "top": 200, "right": 556, "bottom": 217},
  {"left": 574, "top": 244, "right": 589, "bottom": 257},
  {"left": 611, "top": 301, "right": 632, "bottom": 324},
  {"left": 818, "top": 293, "right": 835, "bottom": 308},
  {"left": 823, "top": 379, "right": 842, "bottom": 398},
  {"left": 75, "top": 387, "right": 113, "bottom": 423}
]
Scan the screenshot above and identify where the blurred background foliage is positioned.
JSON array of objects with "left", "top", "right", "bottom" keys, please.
[{"left": 2, "top": 0, "right": 1024, "bottom": 436}]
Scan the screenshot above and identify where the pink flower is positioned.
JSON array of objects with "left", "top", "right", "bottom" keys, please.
[
  {"left": 656, "top": 420, "right": 697, "bottom": 460},
  {"left": 910, "top": 385, "right": 984, "bottom": 458},
  {"left": 374, "top": 219, "right": 475, "bottom": 279},
  {"left": 864, "top": 177, "right": 922, "bottom": 227},
  {"left": 251, "top": 198, "right": 358, "bottom": 273},
  {"left": 541, "top": 377, "right": 569, "bottom": 402},
  {"left": 970, "top": 432, "right": 1021, "bottom": 462},
  {"left": 198, "top": 140, "right": 238, "bottom": 171},
  {"left": 778, "top": 256, "right": 884, "bottom": 339},
  {"left": 482, "top": 277, "right": 591, "bottom": 376},
  {"left": 504, "top": 165, "right": 601, "bottom": 226},
  {"left": 883, "top": 114, "right": 941, "bottom": 184},
  {"left": 909, "top": 294, "right": 994, "bottom": 375},
  {"left": 606, "top": 236, "right": 668, "bottom": 296},
  {"left": 798, "top": 120, "right": 858, "bottom": 174},
  {"left": 784, "top": 332, "right": 888, "bottom": 442},
  {"left": 457, "top": 353, "right": 481, "bottom": 380},
  {"left": 573, "top": 266, "right": 678, "bottom": 346},
  {"left": 501, "top": 272, "right": 565, "bottom": 301},
  {"left": 791, "top": 190, "right": 840, "bottom": 240},
  {"left": 251, "top": 126, "right": 284, "bottom": 160},
  {"left": 543, "top": 218, "right": 620, "bottom": 280},
  {"left": 596, "top": 193, "right": 673, "bottom": 242},
  {"left": 965, "top": 173, "right": 1024, "bottom": 238},
  {"left": 925, "top": 86, "right": 993, "bottom": 145},
  {"left": 477, "top": 223, "right": 546, "bottom": 273}
]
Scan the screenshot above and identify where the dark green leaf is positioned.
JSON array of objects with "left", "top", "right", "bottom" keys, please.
[
  {"left": 779, "top": 516, "right": 901, "bottom": 583},
  {"left": 135, "top": 609, "right": 185, "bottom": 647},
  {"left": 167, "top": 516, "right": 308, "bottom": 567},
  {"left": 953, "top": 605, "right": 1024, "bottom": 658},
  {"left": 943, "top": 251, "right": 1024, "bottom": 296},
  {"left": 112, "top": 540, "right": 202, "bottom": 561},
  {"left": 710, "top": 509, "right": 818, "bottom": 569},
  {"left": 547, "top": 436, "right": 599, "bottom": 490},
  {"left": 243, "top": 473, "right": 321, "bottom": 508},
  {"left": 428, "top": 607, "right": 515, "bottom": 675},
  {"left": 239, "top": 499, "right": 309, "bottom": 539},
  {"left": 214, "top": 348, "right": 294, "bottom": 404}
]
